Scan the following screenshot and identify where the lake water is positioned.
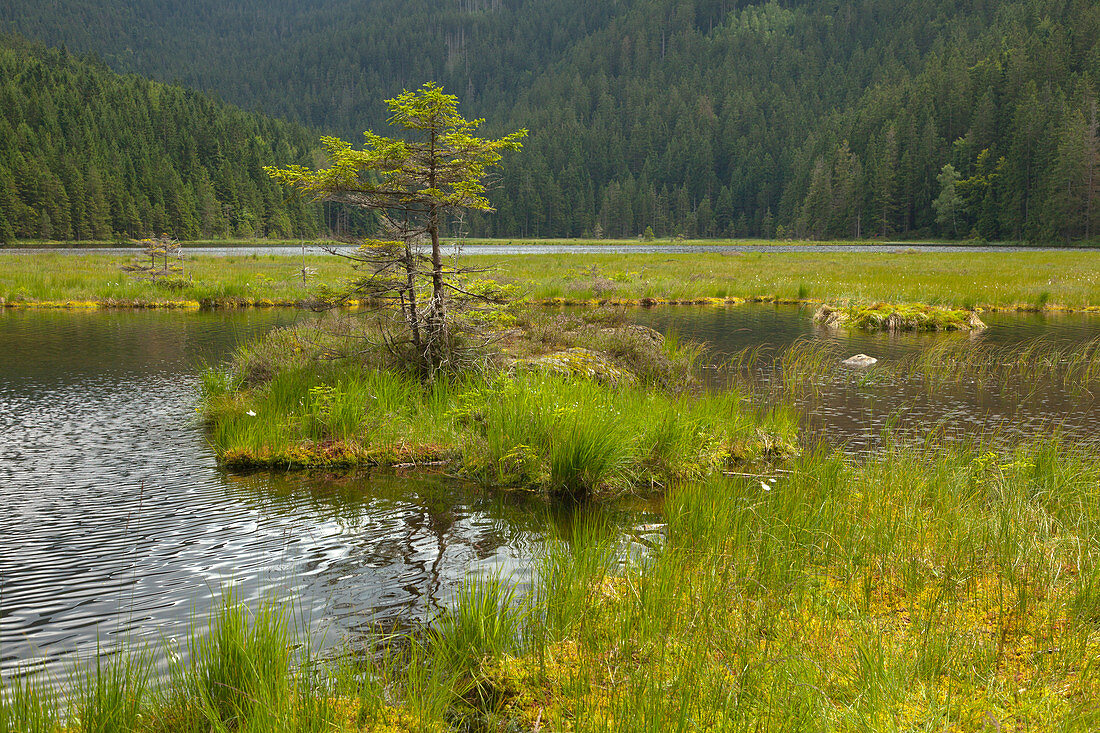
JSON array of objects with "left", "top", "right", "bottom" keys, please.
[
  {"left": 0, "top": 310, "right": 632, "bottom": 683},
  {"left": 1, "top": 305, "right": 1097, "bottom": 682},
  {"left": 633, "top": 306, "right": 1100, "bottom": 450}
]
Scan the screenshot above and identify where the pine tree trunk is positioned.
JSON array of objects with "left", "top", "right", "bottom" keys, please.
[
  {"left": 427, "top": 127, "right": 446, "bottom": 375},
  {"left": 404, "top": 243, "right": 421, "bottom": 356}
]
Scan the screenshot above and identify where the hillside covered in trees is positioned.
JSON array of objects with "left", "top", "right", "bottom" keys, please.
[
  {"left": 0, "top": 37, "right": 325, "bottom": 243},
  {"left": 1, "top": 0, "right": 1098, "bottom": 242}
]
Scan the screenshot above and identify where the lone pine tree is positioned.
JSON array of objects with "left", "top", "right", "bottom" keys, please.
[{"left": 265, "top": 82, "right": 525, "bottom": 376}]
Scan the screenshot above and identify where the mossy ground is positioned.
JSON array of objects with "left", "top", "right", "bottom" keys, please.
[{"left": 813, "top": 302, "right": 986, "bottom": 331}]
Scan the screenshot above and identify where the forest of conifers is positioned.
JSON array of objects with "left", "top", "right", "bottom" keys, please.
[
  {"left": 0, "top": 38, "right": 326, "bottom": 243},
  {"left": 0, "top": 0, "right": 1097, "bottom": 243}
]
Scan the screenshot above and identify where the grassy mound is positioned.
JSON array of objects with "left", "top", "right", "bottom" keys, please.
[
  {"left": 814, "top": 302, "right": 986, "bottom": 331},
  {"left": 201, "top": 314, "right": 796, "bottom": 497}
]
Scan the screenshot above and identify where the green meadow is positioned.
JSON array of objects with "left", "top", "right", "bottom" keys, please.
[
  {"left": 476, "top": 250, "right": 1100, "bottom": 310},
  {"left": 2, "top": 249, "right": 1099, "bottom": 310}
]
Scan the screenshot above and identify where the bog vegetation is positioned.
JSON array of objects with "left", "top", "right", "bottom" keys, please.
[
  {"left": 200, "top": 310, "right": 796, "bottom": 492},
  {"left": 6, "top": 437, "right": 1100, "bottom": 731},
  {"left": 5, "top": 250, "right": 1100, "bottom": 311}
]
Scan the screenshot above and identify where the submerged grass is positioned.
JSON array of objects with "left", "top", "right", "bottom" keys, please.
[
  {"left": 9, "top": 437, "right": 1100, "bottom": 730},
  {"left": 726, "top": 336, "right": 1100, "bottom": 407}
]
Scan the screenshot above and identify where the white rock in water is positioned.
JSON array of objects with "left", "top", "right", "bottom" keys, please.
[{"left": 842, "top": 354, "right": 878, "bottom": 368}]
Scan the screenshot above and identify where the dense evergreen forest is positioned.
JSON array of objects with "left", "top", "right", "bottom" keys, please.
[
  {"left": 0, "top": 37, "right": 325, "bottom": 243},
  {"left": 1, "top": 0, "right": 1098, "bottom": 242}
]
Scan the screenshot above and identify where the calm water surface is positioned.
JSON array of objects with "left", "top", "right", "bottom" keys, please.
[
  {"left": 0, "top": 310, "right": 599, "bottom": 683},
  {"left": 2, "top": 305, "right": 1097, "bottom": 682},
  {"left": 634, "top": 305, "right": 1100, "bottom": 449}
]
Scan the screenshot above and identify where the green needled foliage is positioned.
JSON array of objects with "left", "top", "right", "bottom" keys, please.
[
  {"left": 265, "top": 83, "right": 526, "bottom": 216},
  {"left": 266, "top": 83, "right": 526, "bottom": 376}
]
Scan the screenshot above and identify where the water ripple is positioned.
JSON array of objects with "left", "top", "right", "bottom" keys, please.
[{"left": 0, "top": 310, "right": 554, "bottom": 682}]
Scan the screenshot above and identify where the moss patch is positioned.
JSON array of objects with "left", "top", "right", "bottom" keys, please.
[{"left": 514, "top": 347, "right": 638, "bottom": 385}]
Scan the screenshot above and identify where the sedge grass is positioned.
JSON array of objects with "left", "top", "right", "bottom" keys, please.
[
  {"left": 6, "top": 437, "right": 1100, "bottom": 730},
  {"left": 202, "top": 337, "right": 797, "bottom": 495},
  {"left": 725, "top": 336, "right": 1100, "bottom": 409},
  {"left": 0, "top": 676, "right": 57, "bottom": 733},
  {"left": 471, "top": 437, "right": 1100, "bottom": 731},
  {"left": 70, "top": 647, "right": 152, "bottom": 733}
]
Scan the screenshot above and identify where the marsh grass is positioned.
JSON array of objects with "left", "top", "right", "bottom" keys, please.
[
  {"left": 0, "top": 676, "right": 57, "bottom": 733},
  {"left": 0, "top": 253, "right": 350, "bottom": 307},
  {"left": 726, "top": 336, "right": 1100, "bottom": 410},
  {"left": 476, "top": 251, "right": 1100, "bottom": 310},
  {"left": 5, "top": 249, "right": 1100, "bottom": 310},
  {"left": 202, "top": 320, "right": 796, "bottom": 493},
  {"left": 906, "top": 337, "right": 1100, "bottom": 398},
  {"left": 470, "top": 437, "right": 1100, "bottom": 731},
  {"left": 7, "top": 437, "right": 1100, "bottom": 730},
  {"left": 70, "top": 647, "right": 152, "bottom": 733},
  {"left": 206, "top": 358, "right": 794, "bottom": 494},
  {"left": 0, "top": 592, "right": 459, "bottom": 733}
]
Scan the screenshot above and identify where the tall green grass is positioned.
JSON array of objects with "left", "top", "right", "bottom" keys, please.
[
  {"left": 6, "top": 438, "right": 1100, "bottom": 730},
  {"left": 0, "top": 676, "right": 57, "bottom": 733},
  {"left": 71, "top": 647, "right": 152, "bottom": 733},
  {"left": 468, "top": 437, "right": 1100, "bottom": 731},
  {"left": 203, "top": 355, "right": 796, "bottom": 495}
]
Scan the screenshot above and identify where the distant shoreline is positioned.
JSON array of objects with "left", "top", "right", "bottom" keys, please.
[{"left": 3, "top": 236, "right": 1098, "bottom": 251}]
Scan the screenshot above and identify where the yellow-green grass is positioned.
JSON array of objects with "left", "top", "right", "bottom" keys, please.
[
  {"left": 0, "top": 252, "right": 351, "bottom": 308},
  {"left": 4, "top": 249, "right": 1100, "bottom": 310},
  {"left": 477, "top": 251, "right": 1100, "bottom": 311},
  {"left": 7, "top": 438, "right": 1100, "bottom": 731},
  {"left": 472, "top": 438, "right": 1100, "bottom": 731}
]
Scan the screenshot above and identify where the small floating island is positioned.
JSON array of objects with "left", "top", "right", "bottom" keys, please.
[
  {"left": 202, "top": 309, "right": 797, "bottom": 498},
  {"left": 813, "top": 302, "right": 986, "bottom": 332}
]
